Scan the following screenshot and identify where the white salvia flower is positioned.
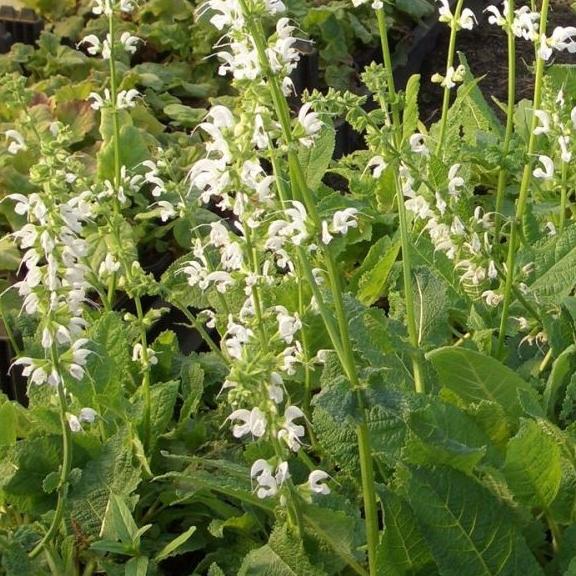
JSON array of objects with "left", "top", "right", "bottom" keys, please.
[
  {"left": 225, "top": 318, "right": 253, "bottom": 359},
  {"left": 405, "top": 195, "right": 432, "bottom": 220},
  {"left": 216, "top": 40, "right": 260, "bottom": 81},
  {"left": 265, "top": 0, "right": 286, "bottom": 14},
  {"left": 98, "top": 253, "right": 121, "bottom": 277},
  {"left": 559, "top": 135, "right": 572, "bottom": 163},
  {"left": 512, "top": 7, "right": 540, "bottom": 41},
  {"left": 206, "top": 105, "right": 235, "bottom": 130},
  {"left": 485, "top": 4, "right": 507, "bottom": 27},
  {"left": 5, "top": 130, "right": 27, "bottom": 154},
  {"left": 533, "top": 155, "right": 554, "bottom": 180},
  {"left": 79, "top": 407, "right": 98, "bottom": 423},
  {"left": 205, "top": 271, "right": 234, "bottom": 293},
  {"left": 321, "top": 221, "right": 333, "bottom": 245},
  {"left": 120, "top": 0, "right": 137, "bottom": 12},
  {"left": 13, "top": 357, "right": 48, "bottom": 386},
  {"left": 366, "top": 155, "right": 387, "bottom": 178},
  {"left": 545, "top": 221, "right": 557, "bottom": 236},
  {"left": 448, "top": 163, "right": 464, "bottom": 196},
  {"left": 571, "top": 106, "right": 576, "bottom": 128},
  {"left": 77, "top": 34, "right": 102, "bottom": 56},
  {"left": 439, "top": 65, "right": 465, "bottom": 89},
  {"left": 157, "top": 200, "right": 176, "bottom": 222},
  {"left": 332, "top": 208, "right": 359, "bottom": 235},
  {"left": 436, "top": 0, "right": 452, "bottom": 23},
  {"left": 538, "top": 34, "right": 553, "bottom": 61},
  {"left": 132, "top": 343, "right": 158, "bottom": 366},
  {"left": 545, "top": 26, "right": 576, "bottom": 56},
  {"left": 297, "top": 103, "right": 322, "bottom": 147},
  {"left": 67, "top": 414, "right": 83, "bottom": 433},
  {"left": 188, "top": 158, "right": 230, "bottom": 204},
  {"left": 268, "top": 372, "right": 284, "bottom": 404},
  {"left": 275, "top": 306, "right": 302, "bottom": 344},
  {"left": 250, "top": 460, "right": 289, "bottom": 499},
  {"left": 482, "top": 290, "right": 503, "bottom": 307},
  {"left": 409, "top": 133, "right": 428, "bottom": 155},
  {"left": 533, "top": 110, "right": 550, "bottom": 135},
  {"left": 228, "top": 407, "right": 267, "bottom": 438},
  {"left": 435, "top": 192, "right": 447, "bottom": 215},
  {"left": 92, "top": 0, "right": 112, "bottom": 16},
  {"left": 308, "top": 470, "right": 330, "bottom": 495},
  {"left": 278, "top": 405, "right": 305, "bottom": 452},
  {"left": 117, "top": 89, "right": 140, "bottom": 109},
  {"left": 459, "top": 8, "right": 477, "bottom": 30},
  {"left": 488, "top": 260, "right": 498, "bottom": 280},
  {"left": 88, "top": 89, "right": 110, "bottom": 110},
  {"left": 120, "top": 32, "right": 140, "bottom": 55}
]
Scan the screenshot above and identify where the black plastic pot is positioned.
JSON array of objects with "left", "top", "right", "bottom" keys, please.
[{"left": 0, "top": 6, "right": 43, "bottom": 53}]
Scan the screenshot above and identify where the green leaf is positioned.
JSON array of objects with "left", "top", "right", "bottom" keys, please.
[
  {"left": 529, "top": 224, "right": 576, "bottom": 306},
  {"left": 97, "top": 125, "right": 150, "bottom": 181},
  {"left": 298, "top": 120, "right": 335, "bottom": 192},
  {"left": 403, "top": 400, "right": 488, "bottom": 473},
  {"left": 402, "top": 75, "right": 421, "bottom": 140},
  {"left": 427, "top": 347, "right": 536, "bottom": 418},
  {"left": 125, "top": 556, "right": 149, "bottom": 576},
  {"left": 148, "top": 380, "right": 180, "bottom": 441},
  {"left": 399, "top": 466, "right": 544, "bottom": 576},
  {"left": 503, "top": 419, "right": 562, "bottom": 508},
  {"left": 101, "top": 494, "right": 139, "bottom": 544},
  {"left": 353, "top": 236, "right": 401, "bottom": 306},
  {"left": 155, "top": 526, "right": 197, "bottom": 562},
  {"left": 377, "top": 489, "right": 434, "bottom": 576},
  {"left": 544, "top": 344, "right": 576, "bottom": 419},
  {"left": 163, "top": 104, "right": 206, "bottom": 127},
  {"left": 238, "top": 523, "right": 326, "bottom": 576},
  {"left": 0, "top": 236, "right": 20, "bottom": 271}
]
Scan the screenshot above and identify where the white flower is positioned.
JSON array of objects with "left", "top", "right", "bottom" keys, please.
[
  {"left": 459, "top": 8, "right": 477, "bottom": 30},
  {"left": 157, "top": 200, "right": 176, "bottom": 222},
  {"left": 405, "top": 196, "right": 432, "bottom": 220},
  {"left": 120, "top": 32, "right": 141, "bottom": 55},
  {"left": 92, "top": 0, "right": 112, "bottom": 16},
  {"left": 321, "top": 221, "right": 333, "bottom": 245},
  {"left": 366, "top": 155, "right": 387, "bottom": 178},
  {"left": 88, "top": 89, "right": 110, "bottom": 110},
  {"left": 482, "top": 290, "right": 503, "bottom": 307},
  {"left": 206, "top": 271, "right": 234, "bottom": 293},
  {"left": 98, "top": 253, "right": 121, "bottom": 277},
  {"left": 188, "top": 158, "right": 230, "bottom": 204},
  {"left": 79, "top": 407, "right": 98, "bottom": 423},
  {"left": 250, "top": 460, "right": 289, "bottom": 499},
  {"left": 485, "top": 4, "right": 506, "bottom": 27},
  {"left": 265, "top": 0, "right": 285, "bottom": 15},
  {"left": 77, "top": 34, "right": 102, "bottom": 56},
  {"left": 67, "top": 414, "right": 83, "bottom": 433},
  {"left": 225, "top": 318, "right": 253, "bottom": 359},
  {"left": 308, "top": 470, "right": 330, "bottom": 495},
  {"left": 275, "top": 306, "right": 302, "bottom": 344},
  {"left": 512, "top": 7, "right": 539, "bottom": 41},
  {"left": 13, "top": 357, "right": 48, "bottom": 386},
  {"left": 533, "top": 155, "right": 554, "bottom": 180},
  {"left": 571, "top": 106, "right": 576, "bottom": 129},
  {"left": 332, "top": 208, "right": 359, "bottom": 235},
  {"left": 533, "top": 110, "right": 550, "bottom": 135},
  {"left": 448, "top": 164, "right": 464, "bottom": 196},
  {"left": 120, "top": 0, "right": 137, "bottom": 12},
  {"left": 297, "top": 103, "right": 322, "bottom": 147},
  {"left": 268, "top": 372, "right": 284, "bottom": 404},
  {"left": 132, "top": 343, "right": 158, "bottom": 366},
  {"left": 436, "top": 0, "right": 452, "bottom": 23},
  {"left": 5, "top": 130, "right": 27, "bottom": 155},
  {"left": 281, "top": 342, "right": 302, "bottom": 374},
  {"left": 278, "top": 405, "right": 305, "bottom": 451},
  {"left": 117, "top": 89, "right": 140, "bottom": 109},
  {"left": 409, "top": 133, "right": 428, "bottom": 155},
  {"left": 559, "top": 135, "right": 572, "bottom": 163},
  {"left": 228, "top": 407, "right": 267, "bottom": 438},
  {"left": 545, "top": 221, "right": 557, "bottom": 236}
]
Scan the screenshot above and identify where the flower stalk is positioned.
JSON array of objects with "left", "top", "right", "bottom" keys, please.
[{"left": 497, "top": 0, "right": 550, "bottom": 358}]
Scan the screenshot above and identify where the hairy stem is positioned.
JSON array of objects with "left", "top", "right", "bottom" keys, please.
[
  {"left": 494, "top": 0, "right": 517, "bottom": 239},
  {"left": 377, "top": 8, "right": 425, "bottom": 394},
  {"left": 436, "top": 0, "right": 465, "bottom": 155},
  {"left": 29, "top": 347, "right": 72, "bottom": 558},
  {"left": 497, "top": 0, "right": 550, "bottom": 358}
]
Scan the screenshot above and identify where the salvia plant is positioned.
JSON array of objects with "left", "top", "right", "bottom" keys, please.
[{"left": 2, "top": 0, "right": 576, "bottom": 575}]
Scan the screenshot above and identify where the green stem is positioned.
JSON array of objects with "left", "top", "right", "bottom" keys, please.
[
  {"left": 134, "top": 296, "right": 152, "bottom": 452},
  {"left": 240, "top": 7, "right": 380, "bottom": 572},
  {"left": 497, "top": 0, "right": 550, "bottom": 358},
  {"left": 494, "top": 0, "right": 517, "bottom": 239},
  {"left": 0, "top": 303, "right": 21, "bottom": 356},
  {"left": 29, "top": 347, "right": 72, "bottom": 558},
  {"left": 435, "top": 0, "right": 465, "bottom": 155},
  {"left": 560, "top": 161, "right": 568, "bottom": 232},
  {"left": 377, "top": 8, "right": 425, "bottom": 394}
]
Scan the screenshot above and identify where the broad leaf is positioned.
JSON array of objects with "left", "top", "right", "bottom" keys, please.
[
  {"left": 298, "top": 121, "right": 335, "bottom": 192},
  {"left": 427, "top": 347, "right": 536, "bottom": 418},
  {"left": 400, "top": 466, "right": 544, "bottom": 576},
  {"left": 503, "top": 418, "right": 562, "bottom": 508}
]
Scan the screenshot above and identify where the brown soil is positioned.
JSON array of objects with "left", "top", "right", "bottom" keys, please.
[{"left": 418, "top": 1, "right": 576, "bottom": 125}]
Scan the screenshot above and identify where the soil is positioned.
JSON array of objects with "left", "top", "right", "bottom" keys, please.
[{"left": 418, "top": 0, "right": 576, "bottom": 126}]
